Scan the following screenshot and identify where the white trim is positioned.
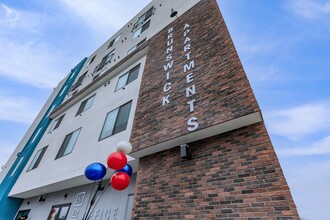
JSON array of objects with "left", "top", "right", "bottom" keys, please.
[{"left": 131, "top": 112, "right": 263, "bottom": 158}]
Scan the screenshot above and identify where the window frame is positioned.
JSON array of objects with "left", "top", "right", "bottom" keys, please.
[
  {"left": 31, "top": 127, "right": 42, "bottom": 143},
  {"left": 27, "top": 146, "right": 48, "bottom": 172},
  {"left": 127, "top": 38, "right": 146, "bottom": 55},
  {"left": 86, "top": 55, "right": 96, "bottom": 67},
  {"left": 133, "top": 20, "right": 150, "bottom": 39},
  {"left": 49, "top": 114, "right": 65, "bottom": 132},
  {"left": 55, "top": 128, "right": 81, "bottom": 159},
  {"left": 76, "top": 94, "right": 96, "bottom": 116},
  {"left": 94, "top": 49, "right": 115, "bottom": 73},
  {"left": 99, "top": 101, "right": 132, "bottom": 141},
  {"left": 47, "top": 203, "right": 71, "bottom": 220},
  {"left": 108, "top": 34, "right": 121, "bottom": 49},
  {"left": 115, "top": 64, "right": 141, "bottom": 91},
  {"left": 132, "top": 6, "right": 153, "bottom": 32},
  {"left": 71, "top": 72, "right": 87, "bottom": 91},
  {"left": 15, "top": 209, "right": 31, "bottom": 220}
]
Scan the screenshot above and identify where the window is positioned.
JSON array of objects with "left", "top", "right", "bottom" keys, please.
[
  {"left": 132, "top": 6, "right": 153, "bottom": 32},
  {"left": 31, "top": 127, "right": 42, "bottom": 143},
  {"left": 133, "top": 20, "right": 150, "bottom": 39},
  {"left": 99, "top": 101, "right": 132, "bottom": 140},
  {"left": 76, "top": 94, "right": 95, "bottom": 116},
  {"left": 48, "top": 203, "right": 71, "bottom": 220},
  {"left": 58, "top": 86, "right": 67, "bottom": 97},
  {"left": 15, "top": 209, "right": 30, "bottom": 220},
  {"left": 49, "top": 115, "right": 65, "bottom": 131},
  {"left": 127, "top": 38, "right": 146, "bottom": 54},
  {"left": 115, "top": 64, "right": 140, "bottom": 91},
  {"left": 47, "top": 105, "right": 56, "bottom": 117},
  {"left": 94, "top": 49, "right": 115, "bottom": 73},
  {"left": 56, "top": 128, "right": 81, "bottom": 159},
  {"left": 10, "top": 157, "right": 24, "bottom": 177},
  {"left": 71, "top": 72, "right": 87, "bottom": 91},
  {"left": 108, "top": 34, "right": 121, "bottom": 49},
  {"left": 86, "top": 55, "right": 96, "bottom": 67},
  {"left": 27, "top": 146, "right": 48, "bottom": 171}
]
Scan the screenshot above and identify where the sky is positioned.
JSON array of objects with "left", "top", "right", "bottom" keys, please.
[{"left": 0, "top": 0, "right": 329, "bottom": 219}]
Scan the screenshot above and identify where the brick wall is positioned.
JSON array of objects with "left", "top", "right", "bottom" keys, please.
[
  {"left": 132, "top": 123, "right": 299, "bottom": 219},
  {"left": 130, "top": 0, "right": 260, "bottom": 151},
  {"left": 131, "top": 0, "right": 299, "bottom": 219}
]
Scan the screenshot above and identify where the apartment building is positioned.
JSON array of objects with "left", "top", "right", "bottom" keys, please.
[{"left": 0, "top": 0, "right": 299, "bottom": 219}]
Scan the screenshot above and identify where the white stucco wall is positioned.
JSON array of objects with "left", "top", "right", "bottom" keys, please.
[
  {"left": 10, "top": 57, "right": 145, "bottom": 198},
  {"left": 9, "top": 0, "right": 201, "bottom": 198}
]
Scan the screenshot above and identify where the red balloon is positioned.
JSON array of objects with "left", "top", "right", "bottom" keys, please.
[
  {"left": 107, "top": 152, "right": 127, "bottom": 170},
  {"left": 111, "top": 172, "right": 130, "bottom": 190}
]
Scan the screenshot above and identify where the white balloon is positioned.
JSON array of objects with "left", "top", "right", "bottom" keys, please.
[{"left": 116, "top": 141, "right": 132, "bottom": 154}]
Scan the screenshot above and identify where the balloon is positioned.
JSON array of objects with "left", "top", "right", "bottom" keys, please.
[
  {"left": 107, "top": 152, "right": 127, "bottom": 170},
  {"left": 116, "top": 164, "right": 133, "bottom": 177},
  {"left": 111, "top": 172, "right": 130, "bottom": 190},
  {"left": 116, "top": 141, "right": 132, "bottom": 154},
  {"left": 84, "top": 163, "right": 107, "bottom": 181}
]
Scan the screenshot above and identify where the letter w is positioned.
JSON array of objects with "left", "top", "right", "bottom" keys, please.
[{"left": 163, "top": 61, "right": 174, "bottom": 71}]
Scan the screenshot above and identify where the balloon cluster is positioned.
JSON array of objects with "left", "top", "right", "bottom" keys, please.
[{"left": 84, "top": 141, "right": 133, "bottom": 191}]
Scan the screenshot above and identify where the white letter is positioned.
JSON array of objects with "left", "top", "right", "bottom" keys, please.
[
  {"left": 167, "top": 33, "right": 173, "bottom": 40},
  {"left": 164, "top": 61, "right": 174, "bottom": 71},
  {"left": 186, "top": 73, "right": 194, "bottom": 83},
  {"left": 184, "top": 37, "right": 191, "bottom": 45},
  {"left": 184, "top": 29, "right": 190, "bottom": 37},
  {"left": 162, "top": 95, "right": 170, "bottom": 106},
  {"left": 184, "top": 44, "right": 191, "bottom": 52},
  {"left": 187, "top": 99, "right": 196, "bottom": 112},
  {"left": 167, "top": 38, "right": 173, "bottom": 46},
  {"left": 186, "top": 84, "right": 196, "bottom": 97},
  {"left": 163, "top": 82, "right": 172, "bottom": 92},
  {"left": 166, "top": 72, "right": 170, "bottom": 80},
  {"left": 166, "top": 45, "right": 173, "bottom": 54},
  {"left": 187, "top": 117, "right": 198, "bottom": 131},
  {"left": 166, "top": 54, "right": 173, "bottom": 62},
  {"left": 185, "top": 51, "right": 191, "bottom": 60},
  {"left": 168, "top": 27, "right": 174, "bottom": 34},
  {"left": 184, "top": 60, "right": 195, "bottom": 72},
  {"left": 184, "top": 23, "right": 190, "bottom": 30}
]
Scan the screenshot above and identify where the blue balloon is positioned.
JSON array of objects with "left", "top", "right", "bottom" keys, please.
[
  {"left": 85, "top": 163, "right": 107, "bottom": 181},
  {"left": 116, "top": 164, "right": 132, "bottom": 177}
]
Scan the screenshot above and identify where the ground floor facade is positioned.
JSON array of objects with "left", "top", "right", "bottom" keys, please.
[
  {"left": 15, "top": 175, "right": 136, "bottom": 220},
  {"left": 13, "top": 123, "right": 299, "bottom": 220}
]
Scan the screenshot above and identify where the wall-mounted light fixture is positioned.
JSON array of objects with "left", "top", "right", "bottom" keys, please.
[
  {"left": 170, "top": 8, "right": 178, "bottom": 18},
  {"left": 38, "top": 196, "right": 46, "bottom": 202},
  {"left": 180, "top": 144, "right": 192, "bottom": 160}
]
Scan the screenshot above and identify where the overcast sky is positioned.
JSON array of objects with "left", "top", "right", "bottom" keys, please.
[{"left": 0, "top": 0, "right": 329, "bottom": 219}]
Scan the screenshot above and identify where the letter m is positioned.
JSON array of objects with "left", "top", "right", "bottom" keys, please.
[{"left": 184, "top": 60, "right": 195, "bottom": 73}]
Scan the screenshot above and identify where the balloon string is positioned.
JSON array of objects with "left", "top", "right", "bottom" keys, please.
[
  {"left": 86, "top": 182, "right": 111, "bottom": 219},
  {"left": 82, "top": 181, "right": 96, "bottom": 220},
  {"left": 84, "top": 180, "right": 103, "bottom": 220}
]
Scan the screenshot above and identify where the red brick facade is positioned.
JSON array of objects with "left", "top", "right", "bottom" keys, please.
[
  {"left": 130, "top": 0, "right": 299, "bottom": 219},
  {"left": 130, "top": 0, "right": 259, "bottom": 152},
  {"left": 133, "top": 123, "right": 299, "bottom": 219}
]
